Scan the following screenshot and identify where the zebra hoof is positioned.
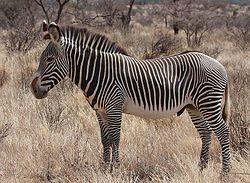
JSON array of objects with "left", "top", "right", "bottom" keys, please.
[
  {"left": 99, "top": 161, "right": 110, "bottom": 173},
  {"left": 220, "top": 172, "right": 229, "bottom": 182},
  {"left": 110, "top": 161, "right": 120, "bottom": 173},
  {"left": 220, "top": 165, "right": 231, "bottom": 182},
  {"left": 198, "top": 161, "right": 208, "bottom": 172}
]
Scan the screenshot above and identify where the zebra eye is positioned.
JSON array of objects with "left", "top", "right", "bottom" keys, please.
[{"left": 46, "top": 57, "right": 54, "bottom": 64}]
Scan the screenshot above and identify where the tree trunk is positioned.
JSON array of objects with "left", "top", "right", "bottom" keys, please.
[
  {"left": 164, "top": 15, "right": 168, "bottom": 28},
  {"left": 173, "top": 21, "right": 179, "bottom": 35},
  {"left": 121, "top": 0, "right": 135, "bottom": 34},
  {"left": 173, "top": 0, "right": 179, "bottom": 35}
]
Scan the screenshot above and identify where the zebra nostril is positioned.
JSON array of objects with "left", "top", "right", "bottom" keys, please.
[
  {"left": 31, "top": 76, "right": 39, "bottom": 87},
  {"left": 31, "top": 76, "right": 39, "bottom": 93}
]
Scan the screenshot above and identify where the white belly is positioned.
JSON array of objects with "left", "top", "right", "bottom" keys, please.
[{"left": 123, "top": 99, "right": 191, "bottom": 119}]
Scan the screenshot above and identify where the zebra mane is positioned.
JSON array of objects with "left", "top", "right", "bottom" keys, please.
[{"left": 61, "top": 25, "right": 128, "bottom": 56}]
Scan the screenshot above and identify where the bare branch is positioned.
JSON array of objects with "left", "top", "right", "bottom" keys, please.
[
  {"left": 127, "top": 0, "right": 135, "bottom": 17},
  {"left": 55, "top": 0, "right": 69, "bottom": 23},
  {"left": 162, "top": 0, "right": 224, "bottom": 47},
  {"left": 33, "top": 0, "right": 50, "bottom": 23},
  {"left": 34, "top": 0, "right": 69, "bottom": 23}
]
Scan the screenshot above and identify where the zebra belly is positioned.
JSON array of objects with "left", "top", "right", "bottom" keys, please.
[{"left": 123, "top": 99, "right": 191, "bottom": 119}]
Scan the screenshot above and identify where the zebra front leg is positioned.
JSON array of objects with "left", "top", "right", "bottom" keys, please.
[
  {"left": 96, "top": 112, "right": 111, "bottom": 170},
  {"left": 187, "top": 108, "right": 212, "bottom": 171},
  {"left": 106, "top": 108, "right": 122, "bottom": 172}
]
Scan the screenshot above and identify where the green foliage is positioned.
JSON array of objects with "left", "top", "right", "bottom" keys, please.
[
  {"left": 135, "top": 0, "right": 160, "bottom": 4},
  {"left": 229, "top": 0, "right": 250, "bottom": 5}
]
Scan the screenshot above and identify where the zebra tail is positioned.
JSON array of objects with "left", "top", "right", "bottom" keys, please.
[{"left": 222, "top": 83, "right": 231, "bottom": 123}]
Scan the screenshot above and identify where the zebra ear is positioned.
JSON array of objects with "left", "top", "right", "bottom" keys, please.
[
  {"left": 42, "top": 20, "right": 48, "bottom": 32},
  {"left": 42, "top": 20, "right": 52, "bottom": 40},
  {"left": 48, "top": 22, "right": 61, "bottom": 42}
]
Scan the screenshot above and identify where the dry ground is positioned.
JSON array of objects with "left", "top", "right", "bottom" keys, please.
[{"left": 0, "top": 26, "right": 250, "bottom": 183}]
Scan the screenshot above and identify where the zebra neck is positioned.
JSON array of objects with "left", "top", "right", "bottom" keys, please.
[{"left": 66, "top": 44, "right": 103, "bottom": 96}]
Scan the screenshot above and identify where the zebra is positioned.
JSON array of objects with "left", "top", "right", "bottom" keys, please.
[{"left": 31, "top": 21, "right": 231, "bottom": 176}]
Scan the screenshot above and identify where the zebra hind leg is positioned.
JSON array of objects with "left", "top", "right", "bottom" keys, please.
[
  {"left": 187, "top": 107, "right": 212, "bottom": 171},
  {"left": 199, "top": 106, "right": 231, "bottom": 177}
]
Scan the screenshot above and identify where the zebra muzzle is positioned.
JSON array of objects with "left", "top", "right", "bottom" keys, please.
[{"left": 30, "top": 76, "right": 48, "bottom": 99}]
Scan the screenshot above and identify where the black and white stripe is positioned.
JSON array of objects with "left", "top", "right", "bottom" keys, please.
[{"left": 33, "top": 25, "right": 231, "bottom": 175}]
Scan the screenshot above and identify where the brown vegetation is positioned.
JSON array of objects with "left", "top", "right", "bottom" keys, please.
[
  {"left": 0, "top": 0, "right": 250, "bottom": 182},
  {"left": 0, "top": 69, "right": 8, "bottom": 87},
  {"left": 227, "top": 61, "right": 250, "bottom": 155}
]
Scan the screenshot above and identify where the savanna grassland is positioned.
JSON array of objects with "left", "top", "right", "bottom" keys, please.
[
  {"left": 0, "top": 24, "right": 250, "bottom": 183},
  {"left": 0, "top": 2, "right": 250, "bottom": 183}
]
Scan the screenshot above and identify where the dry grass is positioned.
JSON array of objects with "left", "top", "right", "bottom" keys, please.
[{"left": 0, "top": 26, "right": 250, "bottom": 183}]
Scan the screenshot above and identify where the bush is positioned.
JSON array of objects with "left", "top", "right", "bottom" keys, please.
[
  {"left": 227, "top": 62, "right": 250, "bottom": 155},
  {"left": 36, "top": 94, "right": 66, "bottom": 132},
  {"left": 3, "top": 26, "right": 39, "bottom": 53},
  {"left": 0, "top": 122, "right": 12, "bottom": 143},
  {"left": 19, "top": 66, "right": 36, "bottom": 91},
  {"left": 0, "top": 69, "right": 8, "bottom": 87},
  {"left": 0, "top": 0, "right": 39, "bottom": 53},
  {"left": 143, "top": 32, "right": 182, "bottom": 59},
  {"left": 7, "top": 54, "right": 37, "bottom": 91},
  {"left": 196, "top": 45, "right": 222, "bottom": 59},
  {"left": 226, "top": 14, "right": 250, "bottom": 51}
]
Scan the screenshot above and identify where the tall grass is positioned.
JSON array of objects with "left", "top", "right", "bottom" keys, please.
[{"left": 0, "top": 26, "right": 249, "bottom": 183}]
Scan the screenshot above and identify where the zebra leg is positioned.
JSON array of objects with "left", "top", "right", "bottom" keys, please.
[
  {"left": 199, "top": 106, "right": 231, "bottom": 176},
  {"left": 106, "top": 108, "right": 122, "bottom": 171},
  {"left": 187, "top": 108, "right": 212, "bottom": 171},
  {"left": 96, "top": 111, "right": 111, "bottom": 168}
]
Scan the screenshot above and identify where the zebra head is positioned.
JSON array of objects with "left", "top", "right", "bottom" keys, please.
[{"left": 31, "top": 21, "right": 68, "bottom": 99}]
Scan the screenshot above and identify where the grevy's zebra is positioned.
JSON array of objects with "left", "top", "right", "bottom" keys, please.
[{"left": 31, "top": 21, "right": 231, "bottom": 176}]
